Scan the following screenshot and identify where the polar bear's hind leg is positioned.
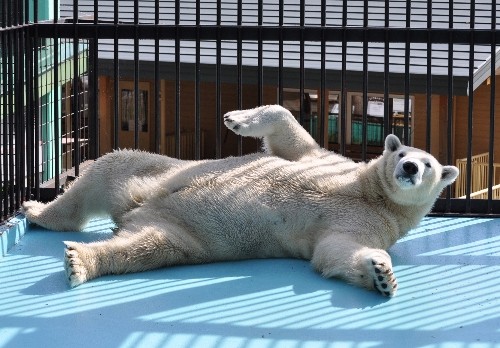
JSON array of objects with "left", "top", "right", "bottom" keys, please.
[
  {"left": 224, "top": 105, "right": 323, "bottom": 161},
  {"left": 64, "top": 223, "right": 206, "bottom": 287}
]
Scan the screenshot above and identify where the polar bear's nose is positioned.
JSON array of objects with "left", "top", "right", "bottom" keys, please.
[{"left": 403, "top": 161, "right": 418, "bottom": 175}]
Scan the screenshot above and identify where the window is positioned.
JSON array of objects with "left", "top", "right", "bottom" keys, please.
[
  {"left": 281, "top": 89, "right": 413, "bottom": 148},
  {"left": 349, "top": 93, "right": 413, "bottom": 146},
  {"left": 120, "top": 88, "right": 148, "bottom": 132}
]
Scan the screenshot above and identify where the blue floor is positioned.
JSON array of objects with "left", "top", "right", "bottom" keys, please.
[{"left": 0, "top": 216, "right": 499, "bottom": 348}]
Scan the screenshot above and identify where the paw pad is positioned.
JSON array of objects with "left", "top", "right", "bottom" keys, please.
[{"left": 371, "top": 260, "right": 397, "bottom": 297}]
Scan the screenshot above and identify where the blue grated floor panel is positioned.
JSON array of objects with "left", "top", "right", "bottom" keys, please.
[{"left": 0, "top": 216, "right": 499, "bottom": 348}]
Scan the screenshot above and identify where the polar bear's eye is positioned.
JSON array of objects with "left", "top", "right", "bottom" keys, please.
[
  {"left": 425, "top": 162, "right": 432, "bottom": 168},
  {"left": 398, "top": 152, "right": 405, "bottom": 158}
]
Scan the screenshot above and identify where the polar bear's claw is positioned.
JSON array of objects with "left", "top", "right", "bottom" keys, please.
[
  {"left": 64, "top": 242, "right": 89, "bottom": 288},
  {"left": 371, "top": 260, "right": 397, "bottom": 297}
]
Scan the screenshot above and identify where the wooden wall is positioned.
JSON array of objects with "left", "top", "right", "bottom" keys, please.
[
  {"left": 454, "top": 75, "right": 500, "bottom": 163},
  {"left": 98, "top": 76, "right": 277, "bottom": 158},
  {"left": 98, "top": 74, "right": 500, "bottom": 168}
]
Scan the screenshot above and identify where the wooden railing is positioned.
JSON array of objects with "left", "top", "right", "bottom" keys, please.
[{"left": 455, "top": 153, "right": 500, "bottom": 199}]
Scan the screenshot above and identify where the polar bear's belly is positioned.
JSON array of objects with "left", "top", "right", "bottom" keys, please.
[{"left": 150, "top": 178, "right": 316, "bottom": 259}]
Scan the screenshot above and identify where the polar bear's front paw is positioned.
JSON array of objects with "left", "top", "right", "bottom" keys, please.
[
  {"left": 21, "top": 201, "right": 46, "bottom": 222},
  {"left": 223, "top": 105, "right": 274, "bottom": 137},
  {"left": 369, "top": 258, "right": 398, "bottom": 297},
  {"left": 64, "top": 242, "right": 90, "bottom": 288}
]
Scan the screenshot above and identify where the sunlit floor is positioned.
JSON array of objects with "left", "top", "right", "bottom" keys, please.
[{"left": 0, "top": 216, "right": 499, "bottom": 348}]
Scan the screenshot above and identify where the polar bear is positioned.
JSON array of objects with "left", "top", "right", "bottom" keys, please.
[{"left": 22, "top": 105, "right": 459, "bottom": 296}]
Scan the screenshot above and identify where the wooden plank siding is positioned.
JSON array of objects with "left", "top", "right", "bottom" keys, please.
[
  {"left": 98, "top": 76, "right": 276, "bottom": 158},
  {"left": 455, "top": 75, "right": 500, "bottom": 163}
]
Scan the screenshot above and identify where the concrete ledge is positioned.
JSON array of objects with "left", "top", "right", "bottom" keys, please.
[{"left": 0, "top": 213, "right": 27, "bottom": 259}]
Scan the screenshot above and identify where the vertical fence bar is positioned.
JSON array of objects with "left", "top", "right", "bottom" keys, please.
[
  {"left": 154, "top": 0, "right": 160, "bottom": 154},
  {"left": 89, "top": 0, "right": 99, "bottom": 159},
  {"left": 257, "top": 0, "right": 263, "bottom": 106},
  {"left": 16, "top": 3, "right": 26, "bottom": 209},
  {"left": 133, "top": 0, "right": 139, "bottom": 149},
  {"left": 1, "top": 2, "right": 8, "bottom": 217},
  {"left": 361, "top": 0, "right": 368, "bottom": 161},
  {"left": 53, "top": 0, "right": 60, "bottom": 196},
  {"left": 215, "top": 0, "right": 221, "bottom": 159},
  {"left": 113, "top": 0, "right": 119, "bottom": 149},
  {"left": 176, "top": 0, "right": 182, "bottom": 157},
  {"left": 445, "top": 0, "right": 454, "bottom": 211},
  {"left": 465, "top": 1, "right": 475, "bottom": 213},
  {"left": 425, "top": 0, "right": 432, "bottom": 153},
  {"left": 237, "top": 0, "right": 243, "bottom": 155},
  {"left": 278, "top": 0, "right": 283, "bottom": 105},
  {"left": 25, "top": 1, "right": 33, "bottom": 201},
  {"left": 319, "top": 0, "right": 326, "bottom": 148},
  {"left": 195, "top": 0, "right": 201, "bottom": 159},
  {"left": 403, "top": 0, "right": 411, "bottom": 145},
  {"left": 487, "top": 1, "right": 497, "bottom": 212},
  {"left": 383, "top": 0, "right": 390, "bottom": 140},
  {"left": 33, "top": 0, "right": 40, "bottom": 200},
  {"left": 339, "top": 0, "right": 347, "bottom": 156},
  {"left": 299, "top": 0, "right": 305, "bottom": 126},
  {"left": 72, "top": 0, "right": 80, "bottom": 176},
  {"left": 7, "top": 21, "right": 15, "bottom": 213}
]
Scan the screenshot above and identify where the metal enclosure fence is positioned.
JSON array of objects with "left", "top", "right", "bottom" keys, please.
[{"left": 1, "top": 0, "right": 500, "bottom": 221}]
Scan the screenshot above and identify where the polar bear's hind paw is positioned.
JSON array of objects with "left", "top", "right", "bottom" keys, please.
[{"left": 371, "top": 260, "right": 398, "bottom": 297}]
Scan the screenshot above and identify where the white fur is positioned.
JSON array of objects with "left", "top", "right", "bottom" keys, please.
[{"left": 22, "top": 105, "right": 459, "bottom": 296}]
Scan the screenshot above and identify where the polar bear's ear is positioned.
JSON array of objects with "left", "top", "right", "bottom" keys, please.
[
  {"left": 385, "top": 134, "right": 402, "bottom": 152},
  {"left": 441, "top": 165, "right": 459, "bottom": 185}
]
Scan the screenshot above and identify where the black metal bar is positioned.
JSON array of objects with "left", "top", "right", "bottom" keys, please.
[
  {"left": 299, "top": 0, "right": 305, "bottom": 127},
  {"left": 487, "top": 1, "right": 497, "bottom": 212},
  {"left": 361, "top": 0, "right": 368, "bottom": 161},
  {"left": 237, "top": 0, "right": 243, "bottom": 156},
  {"left": 215, "top": 0, "right": 221, "bottom": 159},
  {"left": 53, "top": 0, "right": 60, "bottom": 196},
  {"left": 383, "top": 0, "right": 390, "bottom": 140},
  {"left": 25, "top": 17, "right": 33, "bottom": 201},
  {"left": 8, "top": 29, "right": 15, "bottom": 213},
  {"left": 319, "top": 0, "right": 326, "bottom": 148},
  {"left": 445, "top": 0, "right": 454, "bottom": 211},
  {"left": 277, "top": 0, "right": 283, "bottom": 106},
  {"left": 175, "top": 0, "right": 181, "bottom": 158},
  {"left": 425, "top": 0, "right": 432, "bottom": 153},
  {"left": 339, "top": 0, "right": 347, "bottom": 156},
  {"left": 257, "top": 0, "right": 263, "bottom": 106},
  {"left": 195, "top": 0, "right": 201, "bottom": 160},
  {"left": 113, "top": 0, "right": 119, "bottom": 149},
  {"left": 464, "top": 1, "right": 475, "bottom": 213},
  {"left": 154, "top": 0, "right": 160, "bottom": 154},
  {"left": 30, "top": 23, "right": 500, "bottom": 45},
  {"left": 89, "top": 0, "right": 99, "bottom": 159},
  {"left": 1, "top": 25, "right": 8, "bottom": 217},
  {"left": 16, "top": 14, "right": 26, "bottom": 208},
  {"left": 73, "top": 0, "right": 80, "bottom": 176},
  {"left": 133, "top": 0, "right": 139, "bottom": 149},
  {"left": 403, "top": 1, "right": 411, "bottom": 146},
  {"left": 33, "top": 0, "right": 40, "bottom": 200}
]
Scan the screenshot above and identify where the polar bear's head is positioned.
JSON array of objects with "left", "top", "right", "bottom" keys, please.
[{"left": 378, "top": 134, "right": 459, "bottom": 206}]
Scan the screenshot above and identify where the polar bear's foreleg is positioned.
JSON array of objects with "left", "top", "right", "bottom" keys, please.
[
  {"left": 64, "top": 224, "right": 206, "bottom": 287},
  {"left": 312, "top": 235, "right": 398, "bottom": 296},
  {"left": 224, "top": 105, "right": 324, "bottom": 161},
  {"left": 22, "top": 180, "right": 96, "bottom": 231}
]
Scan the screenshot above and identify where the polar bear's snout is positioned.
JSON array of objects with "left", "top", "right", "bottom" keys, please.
[{"left": 395, "top": 159, "right": 423, "bottom": 188}]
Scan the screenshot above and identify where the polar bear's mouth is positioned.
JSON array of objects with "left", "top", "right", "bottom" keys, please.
[{"left": 396, "top": 174, "right": 416, "bottom": 187}]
